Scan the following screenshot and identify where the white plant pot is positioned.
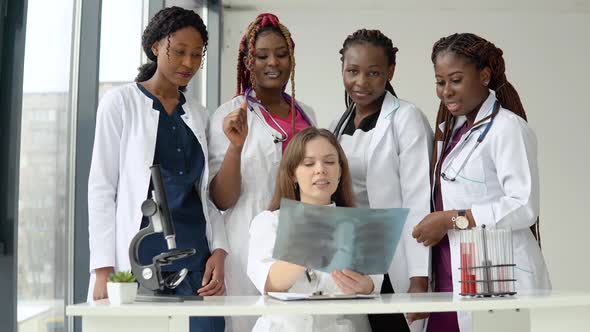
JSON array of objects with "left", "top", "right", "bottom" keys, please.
[{"left": 107, "top": 282, "right": 138, "bottom": 304}]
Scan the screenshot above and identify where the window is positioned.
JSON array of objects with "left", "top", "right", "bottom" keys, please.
[
  {"left": 98, "top": 0, "right": 144, "bottom": 97},
  {"left": 18, "top": 0, "right": 74, "bottom": 330}
]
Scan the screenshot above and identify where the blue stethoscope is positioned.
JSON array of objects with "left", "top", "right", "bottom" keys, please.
[
  {"left": 243, "top": 87, "right": 306, "bottom": 144},
  {"left": 441, "top": 101, "right": 500, "bottom": 182}
]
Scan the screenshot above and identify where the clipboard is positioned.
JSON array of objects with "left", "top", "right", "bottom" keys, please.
[{"left": 267, "top": 292, "right": 376, "bottom": 301}]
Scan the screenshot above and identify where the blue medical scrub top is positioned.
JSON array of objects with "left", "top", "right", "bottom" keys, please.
[{"left": 137, "top": 83, "right": 210, "bottom": 272}]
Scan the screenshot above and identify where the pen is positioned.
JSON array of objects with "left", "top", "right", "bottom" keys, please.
[{"left": 305, "top": 268, "right": 316, "bottom": 283}]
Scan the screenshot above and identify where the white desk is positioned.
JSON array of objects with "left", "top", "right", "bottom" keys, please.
[{"left": 66, "top": 290, "right": 590, "bottom": 332}]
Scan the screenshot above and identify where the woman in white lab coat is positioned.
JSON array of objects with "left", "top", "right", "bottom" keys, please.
[
  {"left": 412, "top": 33, "right": 551, "bottom": 332},
  {"left": 208, "top": 13, "right": 316, "bottom": 332},
  {"left": 331, "top": 29, "right": 433, "bottom": 332},
  {"left": 248, "top": 127, "right": 382, "bottom": 332},
  {"left": 87, "top": 7, "right": 227, "bottom": 332}
]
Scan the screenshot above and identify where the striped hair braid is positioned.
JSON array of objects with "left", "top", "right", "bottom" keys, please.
[
  {"left": 246, "top": 22, "right": 261, "bottom": 93},
  {"left": 236, "top": 13, "right": 298, "bottom": 136},
  {"left": 236, "top": 17, "right": 262, "bottom": 95},
  {"left": 277, "top": 23, "right": 297, "bottom": 136},
  {"left": 431, "top": 33, "right": 540, "bottom": 244}
]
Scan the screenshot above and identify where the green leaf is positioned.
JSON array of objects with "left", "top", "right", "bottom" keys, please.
[{"left": 108, "top": 271, "right": 136, "bottom": 283}]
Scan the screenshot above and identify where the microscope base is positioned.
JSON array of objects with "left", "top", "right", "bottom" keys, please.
[{"left": 136, "top": 294, "right": 204, "bottom": 302}]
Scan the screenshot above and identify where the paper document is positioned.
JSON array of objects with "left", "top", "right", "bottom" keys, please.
[
  {"left": 272, "top": 199, "right": 408, "bottom": 275},
  {"left": 267, "top": 292, "right": 376, "bottom": 301}
]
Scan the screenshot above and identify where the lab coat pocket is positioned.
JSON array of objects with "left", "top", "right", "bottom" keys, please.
[
  {"left": 513, "top": 242, "right": 535, "bottom": 290},
  {"left": 448, "top": 155, "right": 487, "bottom": 197}
]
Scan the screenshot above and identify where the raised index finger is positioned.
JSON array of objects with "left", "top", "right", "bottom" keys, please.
[{"left": 240, "top": 99, "right": 248, "bottom": 113}]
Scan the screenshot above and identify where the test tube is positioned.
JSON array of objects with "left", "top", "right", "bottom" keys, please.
[
  {"left": 498, "top": 229, "right": 506, "bottom": 293},
  {"left": 476, "top": 228, "right": 483, "bottom": 295},
  {"left": 506, "top": 229, "right": 511, "bottom": 293},
  {"left": 465, "top": 230, "right": 476, "bottom": 295},
  {"left": 460, "top": 241, "right": 466, "bottom": 294},
  {"left": 471, "top": 229, "right": 477, "bottom": 295},
  {"left": 460, "top": 231, "right": 471, "bottom": 295},
  {"left": 492, "top": 230, "right": 498, "bottom": 294},
  {"left": 482, "top": 225, "right": 493, "bottom": 294},
  {"left": 509, "top": 229, "right": 515, "bottom": 293}
]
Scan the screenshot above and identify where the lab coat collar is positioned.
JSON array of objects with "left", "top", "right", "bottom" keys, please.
[
  {"left": 379, "top": 91, "right": 400, "bottom": 119},
  {"left": 136, "top": 82, "right": 186, "bottom": 115},
  {"left": 437, "top": 91, "right": 497, "bottom": 133},
  {"left": 367, "top": 91, "right": 400, "bottom": 157},
  {"left": 472, "top": 92, "right": 497, "bottom": 126}
]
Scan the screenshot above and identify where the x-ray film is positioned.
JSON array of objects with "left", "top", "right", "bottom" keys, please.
[{"left": 272, "top": 199, "right": 409, "bottom": 275}]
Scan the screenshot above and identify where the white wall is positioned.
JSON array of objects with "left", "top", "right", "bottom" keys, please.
[{"left": 219, "top": 1, "right": 590, "bottom": 291}]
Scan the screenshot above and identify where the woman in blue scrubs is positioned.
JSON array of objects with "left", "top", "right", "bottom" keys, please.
[{"left": 87, "top": 7, "right": 227, "bottom": 332}]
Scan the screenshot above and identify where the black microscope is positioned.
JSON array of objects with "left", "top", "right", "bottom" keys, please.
[{"left": 128, "top": 165, "right": 202, "bottom": 302}]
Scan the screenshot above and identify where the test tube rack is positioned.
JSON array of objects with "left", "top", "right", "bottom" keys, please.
[{"left": 458, "top": 225, "right": 516, "bottom": 297}]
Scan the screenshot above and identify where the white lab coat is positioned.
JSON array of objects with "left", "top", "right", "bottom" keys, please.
[
  {"left": 208, "top": 94, "right": 316, "bottom": 331},
  {"left": 247, "top": 209, "right": 383, "bottom": 332},
  {"left": 330, "top": 92, "right": 433, "bottom": 332},
  {"left": 87, "top": 83, "right": 228, "bottom": 301},
  {"left": 433, "top": 93, "right": 551, "bottom": 332}
]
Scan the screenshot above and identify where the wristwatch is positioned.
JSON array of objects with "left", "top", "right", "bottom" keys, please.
[{"left": 452, "top": 210, "right": 469, "bottom": 230}]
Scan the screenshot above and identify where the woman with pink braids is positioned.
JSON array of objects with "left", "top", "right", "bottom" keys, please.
[{"left": 207, "top": 13, "right": 316, "bottom": 332}]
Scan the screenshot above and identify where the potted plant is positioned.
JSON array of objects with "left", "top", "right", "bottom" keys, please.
[{"left": 107, "top": 271, "right": 138, "bottom": 304}]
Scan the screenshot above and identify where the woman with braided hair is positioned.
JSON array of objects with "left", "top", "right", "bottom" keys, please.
[
  {"left": 412, "top": 33, "right": 551, "bottom": 332},
  {"left": 208, "top": 13, "right": 316, "bottom": 332},
  {"left": 88, "top": 6, "right": 226, "bottom": 331},
  {"left": 330, "top": 29, "right": 433, "bottom": 332}
]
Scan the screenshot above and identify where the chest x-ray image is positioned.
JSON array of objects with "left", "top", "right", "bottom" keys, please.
[{"left": 273, "top": 199, "right": 408, "bottom": 274}]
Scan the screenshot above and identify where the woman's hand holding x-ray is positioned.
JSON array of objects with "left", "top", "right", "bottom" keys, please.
[
  {"left": 331, "top": 269, "right": 374, "bottom": 294},
  {"left": 223, "top": 99, "right": 248, "bottom": 148}
]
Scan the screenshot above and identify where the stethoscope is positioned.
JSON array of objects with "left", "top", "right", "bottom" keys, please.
[
  {"left": 441, "top": 101, "right": 500, "bottom": 182},
  {"left": 244, "top": 87, "right": 303, "bottom": 144},
  {"left": 331, "top": 101, "right": 356, "bottom": 139}
]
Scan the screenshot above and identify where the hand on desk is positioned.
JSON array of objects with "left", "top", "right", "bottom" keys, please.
[
  {"left": 198, "top": 249, "right": 226, "bottom": 296},
  {"left": 93, "top": 266, "right": 114, "bottom": 301},
  {"left": 406, "top": 276, "right": 430, "bottom": 324},
  {"left": 331, "top": 269, "right": 374, "bottom": 295}
]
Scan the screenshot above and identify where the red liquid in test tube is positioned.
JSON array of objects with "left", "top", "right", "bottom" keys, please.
[{"left": 460, "top": 241, "right": 476, "bottom": 295}]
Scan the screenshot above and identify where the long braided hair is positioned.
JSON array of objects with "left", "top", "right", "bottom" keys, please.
[
  {"left": 135, "top": 6, "right": 208, "bottom": 91},
  {"left": 236, "top": 13, "right": 297, "bottom": 135},
  {"left": 431, "top": 33, "right": 540, "bottom": 245},
  {"left": 339, "top": 29, "right": 399, "bottom": 109}
]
